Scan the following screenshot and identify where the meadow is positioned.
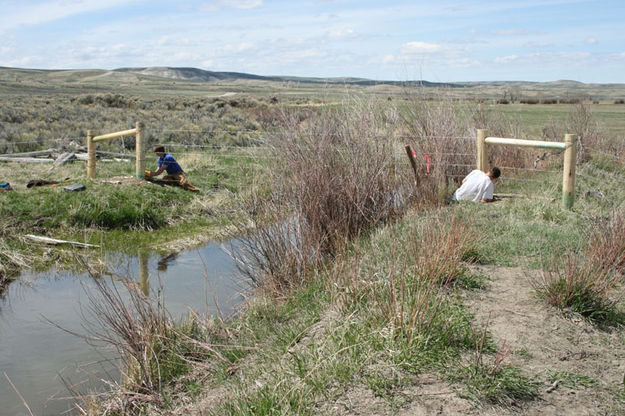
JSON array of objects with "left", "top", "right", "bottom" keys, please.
[{"left": 2, "top": 67, "right": 625, "bottom": 414}]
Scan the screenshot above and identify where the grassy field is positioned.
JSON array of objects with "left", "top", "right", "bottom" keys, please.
[
  {"left": 2, "top": 68, "right": 625, "bottom": 415},
  {"left": 77, "top": 144, "right": 625, "bottom": 415}
]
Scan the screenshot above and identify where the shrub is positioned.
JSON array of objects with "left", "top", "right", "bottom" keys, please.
[
  {"left": 541, "top": 98, "right": 558, "bottom": 105},
  {"left": 233, "top": 98, "right": 405, "bottom": 294},
  {"left": 560, "top": 98, "right": 582, "bottom": 104},
  {"left": 519, "top": 98, "right": 539, "bottom": 104},
  {"left": 401, "top": 91, "right": 475, "bottom": 203},
  {"left": 533, "top": 214, "right": 625, "bottom": 325},
  {"left": 568, "top": 102, "right": 600, "bottom": 162},
  {"left": 534, "top": 255, "right": 620, "bottom": 323}
]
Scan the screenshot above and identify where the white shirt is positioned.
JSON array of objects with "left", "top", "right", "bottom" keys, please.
[{"left": 455, "top": 170, "right": 494, "bottom": 202}]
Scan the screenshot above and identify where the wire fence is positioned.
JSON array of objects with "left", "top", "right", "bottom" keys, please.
[{"left": 2, "top": 133, "right": 624, "bottom": 190}]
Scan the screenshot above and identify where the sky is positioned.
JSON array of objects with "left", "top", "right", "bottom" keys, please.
[{"left": 0, "top": 0, "right": 624, "bottom": 83}]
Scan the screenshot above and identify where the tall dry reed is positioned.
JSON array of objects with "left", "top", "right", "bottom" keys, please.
[
  {"left": 233, "top": 98, "right": 407, "bottom": 295},
  {"left": 401, "top": 90, "right": 474, "bottom": 202},
  {"left": 336, "top": 214, "right": 479, "bottom": 345},
  {"left": 534, "top": 211, "right": 625, "bottom": 322},
  {"left": 77, "top": 276, "right": 209, "bottom": 413}
]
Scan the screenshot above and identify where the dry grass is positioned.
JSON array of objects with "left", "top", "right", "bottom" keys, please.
[
  {"left": 0, "top": 236, "right": 29, "bottom": 288},
  {"left": 233, "top": 98, "right": 407, "bottom": 296},
  {"left": 533, "top": 212, "right": 625, "bottom": 324}
]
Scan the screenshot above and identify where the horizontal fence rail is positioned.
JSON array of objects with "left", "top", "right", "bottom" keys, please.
[
  {"left": 477, "top": 129, "right": 576, "bottom": 209},
  {"left": 484, "top": 137, "right": 567, "bottom": 150},
  {"left": 87, "top": 122, "right": 145, "bottom": 179},
  {"left": 92, "top": 128, "right": 139, "bottom": 143}
]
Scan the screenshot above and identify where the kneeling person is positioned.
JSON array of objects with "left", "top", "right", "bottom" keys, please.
[
  {"left": 452, "top": 167, "right": 500, "bottom": 203},
  {"left": 148, "top": 145, "right": 200, "bottom": 193}
]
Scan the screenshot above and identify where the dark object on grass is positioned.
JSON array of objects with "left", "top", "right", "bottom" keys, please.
[
  {"left": 63, "top": 184, "right": 86, "bottom": 192},
  {"left": 27, "top": 177, "right": 71, "bottom": 188},
  {"left": 28, "top": 179, "right": 58, "bottom": 188}
]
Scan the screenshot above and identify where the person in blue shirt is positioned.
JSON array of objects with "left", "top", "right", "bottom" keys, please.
[{"left": 147, "top": 145, "right": 200, "bottom": 192}]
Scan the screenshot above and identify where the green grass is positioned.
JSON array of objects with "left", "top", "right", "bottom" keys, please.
[
  {"left": 193, "top": 212, "right": 541, "bottom": 415},
  {"left": 0, "top": 146, "right": 260, "bottom": 275},
  {"left": 188, "top": 150, "right": 625, "bottom": 413},
  {"left": 4, "top": 76, "right": 625, "bottom": 413},
  {"left": 546, "top": 370, "right": 597, "bottom": 389},
  {"left": 454, "top": 364, "right": 540, "bottom": 405}
]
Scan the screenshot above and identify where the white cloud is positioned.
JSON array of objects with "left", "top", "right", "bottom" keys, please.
[
  {"left": 0, "top": 0, "right": 139, "bottom": 30},
  {"left": 605, "top": 52, "right": 625, "bottom": 62},
  {"left": 324, "top": 27, "right": 357, "bottom": 41},
  {"left": 220, "top": 0, "right": 262, "bottom": 8},
  {"left": 585, "top": 37, "right": 598, "bottom": 45},
  {"left": 401, "top": 41, "right": 441, "bottom": 54},
  {"left": 495, "top": 55, "right": 519, "bottom": 64},
  {"left": 221, "top": 42, "right": 255, "bottom": 53},
  {"left": 494, "top": 51, "right": 594, "bottom": 66},
  {"left": 200, "top": 0, "right": 262, "bottom": 10},
  {"left": 490, "top": 29, "right": 541, "bottom": 36}
]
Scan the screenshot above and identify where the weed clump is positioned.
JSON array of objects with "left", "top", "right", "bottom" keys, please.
[
  {"left": 234, "top": 98, "right": 406, "bottom": 294},
  {"left": 533, "top": 213, "right": 625, "bottom": 325}
]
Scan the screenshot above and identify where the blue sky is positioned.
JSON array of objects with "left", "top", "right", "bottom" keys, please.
[{"left": 0, "top": 0, "right": 623, "bottom": 83}]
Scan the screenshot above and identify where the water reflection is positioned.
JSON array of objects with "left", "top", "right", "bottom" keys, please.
[
  {"left": 157, "top": 252, "right": 178, "bottom": 272},
  {"left": 0, "top": 241, "right": 248, "bottom": 415},
  {"left": 139, "top": 251, "right": 149, "bottom": 296}
]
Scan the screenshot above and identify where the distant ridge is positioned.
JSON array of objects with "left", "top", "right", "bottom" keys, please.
[
  {"left": 1, "top": 66, "right": 624, "bottom": 101},
  {"left": 113, "top": 66, "right": 457, "bottom": 87}
]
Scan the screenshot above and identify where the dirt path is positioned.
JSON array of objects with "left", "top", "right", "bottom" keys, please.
[
  {"left": 321, "top": 265, "right": 625, "bottom": 415},
  {"left": 165, "top": 265, "right": 625, "bottom": 416},
  {"left": 462, "top": 265, "right": 625, "bottom": 415}
]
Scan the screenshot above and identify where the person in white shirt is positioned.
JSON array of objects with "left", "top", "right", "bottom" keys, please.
[{"left": 451, "top": 167, "right": 501, "bottom": 203}]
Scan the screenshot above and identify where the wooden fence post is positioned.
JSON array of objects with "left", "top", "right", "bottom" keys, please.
[
  {"left": 135, "top": 121, "right": 145, "bottom": 178},
  {"left": 405, "top": 145, "right": 419, "bottom": 186},
  {"left": 477, "top": 129, "right": 488, "bottom": 172},
  {"left": 87, "top": 129, "right": 97, "bottom": 179},
  {"left": 562, "top": 134, "right": 577, "bottom": 209}
]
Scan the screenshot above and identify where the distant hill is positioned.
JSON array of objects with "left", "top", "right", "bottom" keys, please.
[
  {"left": 0, "top": 66, "right": 623, "bottom": 100},
  {"left": 112, "top": 66, "right": 457, "bottom": 88}
]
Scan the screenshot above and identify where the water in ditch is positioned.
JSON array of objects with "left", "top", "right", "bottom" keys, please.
[{"left": 0, "top": 241, "right": 248, "bottom": 416}]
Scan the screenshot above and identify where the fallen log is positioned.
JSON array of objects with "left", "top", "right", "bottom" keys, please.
[
  {"left": 24, "top": 234, "right": 99, "bottom": 248},
  {"left": 54, "top": 152, "right": 76, "bottom": 166},
  {"left": 96, "top": 150, "right": 135, "bottom": 159},
  {"left": 0, "top": 156, "right": 53, "bottom": 163},
  {"left": 0, "top": 149, "right": 55, "bottom": 158}
]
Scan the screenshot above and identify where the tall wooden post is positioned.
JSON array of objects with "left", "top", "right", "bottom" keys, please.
[
  {"left": 477, "top": 129, "right": 488, "bottom": 172},
  {"left": 405, "top": 145, "right": 419, "bottom": 186},
  {"left": 87, "top": 129, "right": 97, "bottom": 179},
  {"left": 562, "top": 134, "right": 577, "bottom": 209},
  {"left": 135, "top": 121, "right": 145, "bottom": 178}
]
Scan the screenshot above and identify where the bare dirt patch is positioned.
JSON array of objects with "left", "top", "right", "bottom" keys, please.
[{"left": 463, "top": 265, "right": 625, "bottom": 415}]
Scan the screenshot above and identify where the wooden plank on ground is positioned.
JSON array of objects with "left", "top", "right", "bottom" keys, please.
[
  {"left": 96, "top": 150, "right": 135, "bottom": 159},
  {"left": 24, "top": 234, "right": 100, "bottom": 248},
  {"left": 54, "top": 152, "right": 76, "bottom": 166},
  {"left": 0, "top": 149, "right": 55, "bottom": 158},
  {"left": 0, "top": 157, "right": 53, "bottom": 163}
]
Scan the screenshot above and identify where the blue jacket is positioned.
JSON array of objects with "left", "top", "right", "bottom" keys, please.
[{"left": 157, "top": 154, "right": 184, "bottom": 175}]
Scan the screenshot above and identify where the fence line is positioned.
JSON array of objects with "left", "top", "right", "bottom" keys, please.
[
  {"left": 498, "top": 166, "right": 561, "bottom": 174},
  {"left": 399, "top": 135, "right": 475, "bottom": 141}
]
